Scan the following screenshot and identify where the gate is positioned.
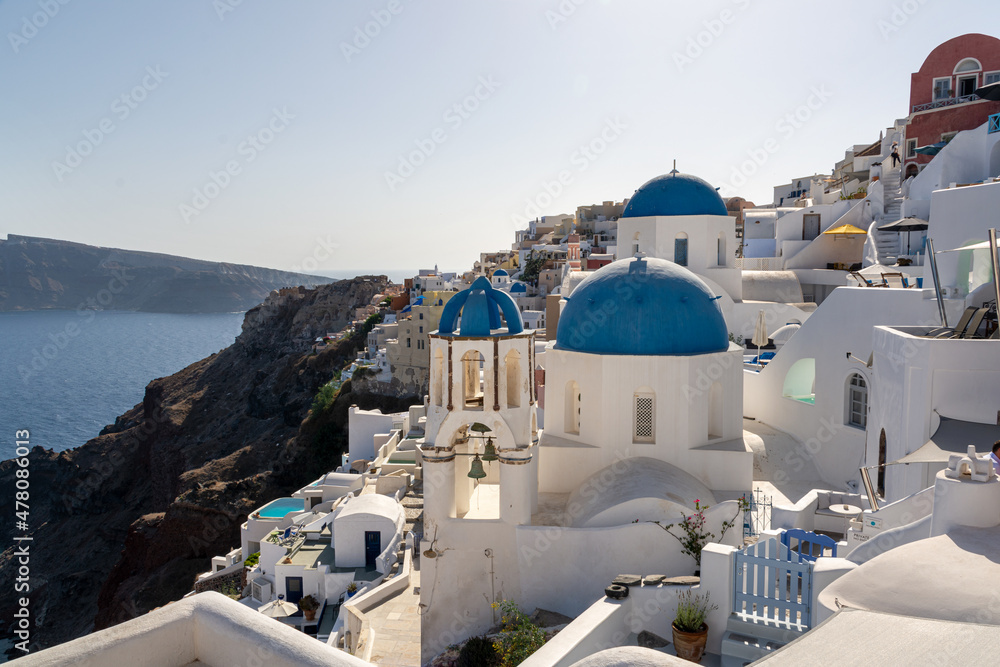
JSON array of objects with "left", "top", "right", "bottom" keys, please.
[
  {"left": 742, "top": 489, "right": 772, "bottom": 540},
  {"left": 733, "top": 537, "right": 812, "bottom": 631}
]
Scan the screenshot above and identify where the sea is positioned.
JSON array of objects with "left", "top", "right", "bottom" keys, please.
[
  {"left": 0, "top": 269, "right": 420, "bottom": 460},
  {"left": 0, "top": 311, "right": 245, "bottom": 460}
]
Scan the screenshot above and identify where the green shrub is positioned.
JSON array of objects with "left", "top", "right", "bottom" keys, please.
[
  {"left": 492, "top": 600, "right": 545, "bottom": 666},
  {"left": 457, "top": 635, "right": 500, "bottom": 667},
  {"left": 243, "top": 552, "right": 259, "bottom": 568},
  {"left": 311, "top": 383, "right": 338, "bottom": 416},
  {"left": 673, "top": 590, "right": 718, "bottom": 632}
]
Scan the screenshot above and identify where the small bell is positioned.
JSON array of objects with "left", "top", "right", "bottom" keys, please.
[
  {"left": 468, "top": 454, "right": 487, "bottom": 479},
  {"left": 482, "top": 437, "right": 498, "bottom": 463}
]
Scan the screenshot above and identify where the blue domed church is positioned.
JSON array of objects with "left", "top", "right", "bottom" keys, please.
[{"left": 617, "top": 169, "right": 744, "bottom": 305}]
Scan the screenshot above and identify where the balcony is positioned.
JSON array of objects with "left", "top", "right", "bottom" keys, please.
[{"left": 911, "top": 93, "right": 980, "bottom": 113}]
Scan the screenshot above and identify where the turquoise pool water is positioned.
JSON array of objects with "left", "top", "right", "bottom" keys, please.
[{"left": 258, "top": 497, "right": 305, "bottom": 519}]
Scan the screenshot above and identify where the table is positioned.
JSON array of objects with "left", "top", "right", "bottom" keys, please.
[{"left": 828, "top": 504, "right": 862, "bottom": 538}]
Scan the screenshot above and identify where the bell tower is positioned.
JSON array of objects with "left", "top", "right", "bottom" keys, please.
[{"left": 422, "top": 277, "right": 538, "bottom": 526}]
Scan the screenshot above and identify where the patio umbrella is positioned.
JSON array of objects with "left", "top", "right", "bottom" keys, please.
[
  {"left": 752, "top": 310, "right": 768, "bottom": 368},
  {"left": 878, "top": 217, "right": 929, "bottom": 255},
  {"left": 975, "top": 81, "right": 1000, "bottom": 101},
  {"left": 823, "top": 223, "right": 868, "bottom": 239},
  {"left": 936, "top": 239, "right": 1000, "bottom": 252},
  {"left": 258, "top": 598, "right": 298, "bottom": 618},
  {"left": 914, "top": 141, "right": 947, "bottom": 156}
]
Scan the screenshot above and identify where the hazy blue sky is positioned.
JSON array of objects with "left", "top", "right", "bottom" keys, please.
[{"left": 2, "top": 0, "right": 998, "bottom": 274}]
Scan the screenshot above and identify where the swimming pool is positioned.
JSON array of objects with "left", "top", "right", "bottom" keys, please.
[
  {"left": 387, "top": 452, "right": 416, "bottom": 464},
  {"left": 257, "top": 497, "right": 305, "bottom": 519}
]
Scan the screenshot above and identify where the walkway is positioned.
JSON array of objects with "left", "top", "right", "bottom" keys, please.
[{"left": 366, "top": 562, "right": 421, "bottom": 666}]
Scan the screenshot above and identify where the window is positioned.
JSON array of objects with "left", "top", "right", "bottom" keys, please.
[
  {"left": 406, "top": 338, "right": 411, "bottom": 348},
  {"left": 954, "top": 57, "right": 982, "bottom": 74},
  {"left": 717, "top": 233, "right": 726, "bottom": 266},
  {"left": 419, "top": 313, "right": 424, "bottom": 320},
  {"left": 846, "top": 373, "right": 868, "bottom": 428},
  {"left": 782, "top": 358, "right": 815, "bottom": 404},
  {"left": 933, "top": 77, "right": 951, "bottom": 100},
  {"left": 906, "top": 138, "right": 917, "bottom": 158},
  {"left": 708, "top": 382, "right": 723, "bottom": 439},
  {"left": 958, "top": 74, "right": 978, "bottom": 97},
  {"left": 941, "top": 131, "right": 957, "bottom": 144},
  {"left": 419, "top": 326, "right": 423, "bottom": 334},
  {"left": 505, "top": 350, "right": 521, "bottom": 408},
  {"left": 565, "top": 381, "right": 580, "bottom": 434},
  {"left": 433, "top": 350, "right": 443, "bottom": 406},
  {"left": 633, "top": 392, "right": 655, "bottom": 443},
  {"left": 674, "top": 233, "right": 688, "bottom": 267},
  {"left": 986, "top": 71, "right": 1000, "bottom": 85},
  {"left": 461, "top": 350, "right": 486, "bottom": 410}
]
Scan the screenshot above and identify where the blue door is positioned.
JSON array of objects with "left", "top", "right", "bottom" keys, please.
[
  {"left": 674, "top": 237, "right": 688, "bottom": 266},
  {"left": 365, "top": 531, "right": 381, "bottom": 567},
  {"left": 285, "top": 576, "right": 303, "bottom": 604}
]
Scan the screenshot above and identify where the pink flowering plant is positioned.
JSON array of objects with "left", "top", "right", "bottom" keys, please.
[{"left": 648, "top": 497, "right": 750, "bottom": 567}]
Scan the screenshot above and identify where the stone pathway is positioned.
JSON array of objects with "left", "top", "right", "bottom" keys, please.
[{"left": 366, "top": 564, "right": 421, "bottom": 666}]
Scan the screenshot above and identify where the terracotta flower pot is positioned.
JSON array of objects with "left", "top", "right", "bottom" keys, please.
[
  {"left": 303, "top": 609, "right": 316, "bottom": 621},
  {"left": 672, "top": 622, "right": 708, "bottom": 663}
]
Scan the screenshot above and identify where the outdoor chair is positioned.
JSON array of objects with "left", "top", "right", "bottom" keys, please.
[
  {"left": 959, "top": 308, "right": 989, "bottom": 339},
  {"left": 927, "top": 307, "right": 976, "bottom": 338},
  {"left": 849, "top": 271, "right": 886, "bottom": 288},
  {"left": 881, "top": 272, "right": 913, "bottom": 288}
]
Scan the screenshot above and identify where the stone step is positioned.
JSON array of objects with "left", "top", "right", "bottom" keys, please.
[{"left": 720, "top": 616, "right": 806, "bottom": 666}]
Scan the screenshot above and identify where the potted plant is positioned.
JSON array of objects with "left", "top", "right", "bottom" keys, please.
[
  {"left": 672, "top": 590, "right": 717, "bottom": 663},
  {"left": 298, "top": 594, "right": 319, "bottom": 622},
  {"left": 346, "top": 581, "right": 358, "bottom": 599}
]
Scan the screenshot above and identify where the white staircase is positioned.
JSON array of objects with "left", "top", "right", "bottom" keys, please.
[{"left": 874, "top": 165, "right": 903, "bottom": 265}]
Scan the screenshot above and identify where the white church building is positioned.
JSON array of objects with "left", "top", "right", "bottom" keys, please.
[{"left": 418, "top": 257, "right": 753, "bottom": 662}]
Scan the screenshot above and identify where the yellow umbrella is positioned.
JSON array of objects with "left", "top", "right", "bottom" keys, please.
[{"left": 823, "top": 223, "right": 868, "bottom": 240}]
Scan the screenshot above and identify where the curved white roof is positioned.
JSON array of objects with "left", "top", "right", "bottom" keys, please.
[{"left": 337, "top": 493, "right": 403, "bottom": 523}]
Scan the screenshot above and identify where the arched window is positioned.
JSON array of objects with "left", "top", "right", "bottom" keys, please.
[
  {"left": 954, "top": 57, "right": 982, "bottom": 74},
  {"left": 846, "top": 373, "right": 868, "bottom": 428},
  {"left": 674, "top": 233, "right": 688, "bottom": 267},
  {"left": 505, "top": 349, "right": 521, "bottom": 408},
  {"left": 433, "top": 349, "right": 444, "bottom": 407},
  {"left": 461, "top": 350, "right": 486, "bottom": 410},
  {"left": 782, "top": 358, "right": 815, "bottom": 404},
  {"left": 708, "top": 382, "right": 723, "bottom": 439},
  {"left": 633, "top": 390, "right": 655, "bottom": 443},
  {"left": 565, "top": 381, "right": 580, "bottom": 435}
]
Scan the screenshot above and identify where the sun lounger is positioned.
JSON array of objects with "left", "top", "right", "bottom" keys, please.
[
  {"left": 881, "top": 272, "right": 913, "bottom": 288},
  {"left": 926, "top": 307, "right": 976, "bottom": 338},
  {"left": 849, "top": 271, "right": 886, "bottom": 287},
  {"left": 959, "top": 308, "right": 989, "bottom": 339}
]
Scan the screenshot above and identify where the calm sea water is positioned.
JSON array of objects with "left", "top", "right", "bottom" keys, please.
[{"left": 0, "top": 311, "right": 245, "bottom": 459}]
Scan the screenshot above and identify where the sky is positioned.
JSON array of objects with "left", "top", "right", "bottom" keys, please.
[{"left": 2, "top": 0, "right": 999, "bottom": 275}]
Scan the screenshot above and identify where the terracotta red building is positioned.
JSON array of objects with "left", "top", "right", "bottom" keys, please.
[{"left": 904, "top": 33, "right": 1000, "bottom": 177}]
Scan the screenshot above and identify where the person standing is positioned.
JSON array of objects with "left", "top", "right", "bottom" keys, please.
[{"left": 891, "top": 141, "right": 900, "bottom": 168}]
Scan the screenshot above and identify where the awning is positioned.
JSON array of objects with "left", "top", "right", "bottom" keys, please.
[{"left": 893, "top": 417, "right": 1000, "bottom": 464}]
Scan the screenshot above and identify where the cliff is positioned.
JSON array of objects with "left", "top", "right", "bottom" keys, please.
[
  {"left": 0, "top": 276, "right": 420, "bottom": 656},
  {"left": 0, "top": 235, "right": 332, "bottom": 313}
]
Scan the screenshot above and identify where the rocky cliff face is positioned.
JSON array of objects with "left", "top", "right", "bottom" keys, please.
[
  {"left": 0, "top": 235, "right": 332, "bottom": 313},
  {"left": 0, "top": 276, "right": 418, "bottom": 656}
]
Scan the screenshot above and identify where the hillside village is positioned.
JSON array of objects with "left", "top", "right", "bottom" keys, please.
[{"left": 16, "top": 32, "right": 1000, "bottom": 667}]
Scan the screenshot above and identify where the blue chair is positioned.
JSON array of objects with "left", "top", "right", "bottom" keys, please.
[{"left": 781, "top": 529, "right": 838, "bottom": 563}]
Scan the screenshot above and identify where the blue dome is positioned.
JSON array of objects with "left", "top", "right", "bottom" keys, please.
[
  {"left": 622, "top": 171, "right": 727, "bottom": 218},
  {"left": 493, "top": 268, "right": 508, "bottom": 277},
  {"left": 555, "top": 256, "right": 728, "bottom": 356},
  {"left": 510, "top": 283, "right": 527, "bottom": 293},
  {"left": 438, "top": 276, "right": 524, "bottom": 337}
]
